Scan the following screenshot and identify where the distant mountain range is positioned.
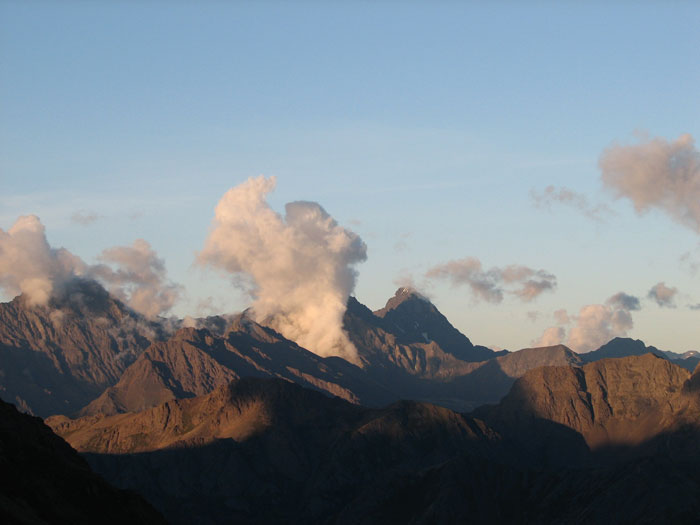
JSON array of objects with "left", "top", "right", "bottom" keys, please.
[{"left": 2, "top": 284, "right": 697, "bottom": 418}]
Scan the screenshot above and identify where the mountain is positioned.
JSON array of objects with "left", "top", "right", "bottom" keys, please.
[
  {"left": 74, "top": 290, "right": 585, "bottom": 418},
  {"left": 48, "top": 377, "right": 495, "bottom": 524},
  {"left": 0, "top": 279, "right": 162, "bottom": 417},
  {"left": 0, "top": 396, "right": 164, "bottom": 524},
  {"left": 79, "top": 314, "right": 393, "bottom": 417},
  {"left": 372, "top": 287, "right": 497, "bottom": 362},
  {"left": 340, "top": 291, "right": 581, "bottom": 411},
  {"left": 581, "top": 337, "right": 666, "bottom": 362},
  {"left": 49, "top": 363, "right": 700, "bottom": 524},
  {"left": 475, "top": 353, "right": 700, "bottom": 465},
  {"left": 582, "top": 337, "right": 700, "bottom": 372}
]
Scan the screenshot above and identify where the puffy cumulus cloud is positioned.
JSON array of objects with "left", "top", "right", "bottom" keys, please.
[
  {"left": 0, "top": 215, "right": 87, "bottom": 306},
  {"left": 600, "top": 133, "right": 700, "bottom": 233},
  {"left": 90, "top": 239, "right": 182, "bottom": 319},
  {"left": 606, "top": 292, "right": 641, "bottom": 311},
  {"left": 197, "top": 176, "right": 367, "bottom": 362},
  {"left": 425, "top": 257, "right": 556, "bottom": 303},
  {"left": 531, "top": 185, "right": 613, "bottom": 222},
  {"left": 533, "top": 292, "right": 638, "bottom": 352},
  {"left": 647, "top": 282, "right": 678, "bottom": 308},
  {"left": 0, "top": 215, "right": 180, "bottom": 318}
]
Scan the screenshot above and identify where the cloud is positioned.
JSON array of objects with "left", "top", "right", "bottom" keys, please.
[
  {"left": 0, "top": 215, "right": 88, "bottom": 306},
  {"left": 89, "top": 239, "right": 182, "bottom": 318},
  {"left": 553, "top": 308, "right": 570, "bottom": 325},
  {"left": 567, "top": 304, "right": 634, "bottom": 353},
  {"left": 531, "top": 185, "right": 613, "bottom": 222},
  {"left": 647, "top": 282, "right": 678, "bottom": 308},
  {"left": 606, "top": 291, "right": 641, "bottom": 311},
  {"left": 197, "top": 176, "right": 367, "bottom": 362},
  {"left": 70, "top": 210, "right": 101, "bottom": 226},
  {"left": 425, "top": 257, "right": 556, "bottom": 303},
  {"left": 533, "top": 292, "right": 638, "bottom": 352},
  {"left": 0, "top": 215, "right": 180, "bottom": 318},
  {"left": 600, "top": 133, "right": 700, "bottom": 233},
  {"left": 536, "top": 326, "right": 567, "bottom": 347}
]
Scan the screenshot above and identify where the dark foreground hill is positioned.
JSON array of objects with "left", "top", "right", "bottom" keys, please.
[
  {"left": 0, "top": 396, "right": 164, "bottom": 524},
  {"left": 49, "top": 355, "right": 700, "bottom": 524}
]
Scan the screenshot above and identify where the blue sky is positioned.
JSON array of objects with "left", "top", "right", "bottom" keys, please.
[{"left": 2, "top": 2, "right": 699, "bottom": 352}]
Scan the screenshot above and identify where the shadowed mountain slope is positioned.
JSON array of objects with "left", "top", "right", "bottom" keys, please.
[
  {"left": 0, "top": 396, "right": 164, "bottom": 524},
  {"left": 49, "top": 378, "right": 495, "bottom": 524},
  {"left": 50, "top": 359, "right": 700, "bottom": 524}
]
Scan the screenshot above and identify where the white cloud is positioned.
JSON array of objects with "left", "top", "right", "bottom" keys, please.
[
  {"left": 90, "top": 239, "right": 182, "bottom": 318},
  {"left": 647, "top": 282, "right": 678, "bottom": 308},
  {"left": 0, "top": 215, "right": 180, "bottom": 318},
  {"left": 425, "top": 257, "right": 556, "bottom": 303},
  {"left": 533, "top": 292, "right": 639, "bottom": 352},
  {"left": 600, "top": 133, "right": 700, "bottom": 233},
  {"left": 197, "top": 176, "right": 367, "bottom": 361},
  {"left": 0, "top": 215, "right": 87, "bottom": 306}
]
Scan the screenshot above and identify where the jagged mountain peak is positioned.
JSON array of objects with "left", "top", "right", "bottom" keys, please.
[
  {"left": 365, "top": 288, "right": 495, "bottom": 363},
  {"left": 374, "top": 286, "right": 432, "bottom": 318}
]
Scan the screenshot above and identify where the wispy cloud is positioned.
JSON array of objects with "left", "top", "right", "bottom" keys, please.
[
  {"left": 70, "top": 210, "right": 101, "bottom": 226},
  {"left": 531, "top": 185, "right": 613, "bottom": 222}
]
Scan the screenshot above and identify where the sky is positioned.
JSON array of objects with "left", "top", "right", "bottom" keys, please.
[{"left": 1, "top": 1, "right": 699, "bottom": 353}]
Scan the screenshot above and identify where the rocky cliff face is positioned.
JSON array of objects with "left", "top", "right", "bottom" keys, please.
[{"left": 0, "top": 396, "right": 164, "bottom": 524}]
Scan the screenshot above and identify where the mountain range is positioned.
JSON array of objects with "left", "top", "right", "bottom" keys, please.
[
  {"left": 2, "top": 284, "right": 697, "bottom": 419},
  {"left": 46, "top": 354, "right": 700, "bottom": 523},
  {"left": 2, "top": 282, "right": 699, "bottom": 522}
]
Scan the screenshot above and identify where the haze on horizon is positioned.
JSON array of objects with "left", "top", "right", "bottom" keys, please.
[{"left": 1, "top": 2, "right": 698, "bottom": 353}]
